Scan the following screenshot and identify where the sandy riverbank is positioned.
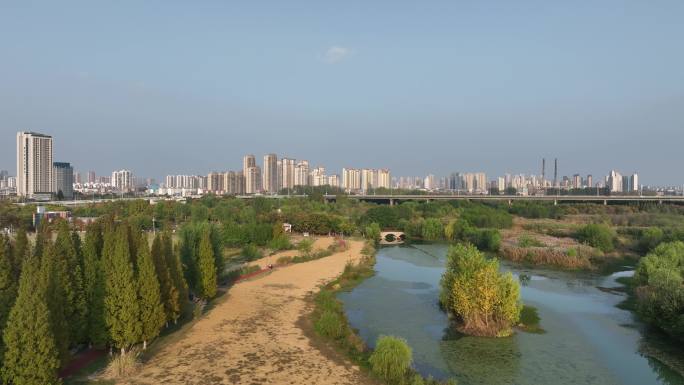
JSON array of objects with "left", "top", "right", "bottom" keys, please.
[{"left": 123, "top": 237, "right": 372, "bottom": 385}]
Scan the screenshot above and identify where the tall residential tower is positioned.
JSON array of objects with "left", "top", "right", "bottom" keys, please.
[{"left": 16, "top": 131, "right": 54, "bottom": 199}]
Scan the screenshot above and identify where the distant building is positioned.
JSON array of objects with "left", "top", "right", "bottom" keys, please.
[
  {"left": 294, "top": 160, "right": 310, "bottom": 186},
  {"left": 53, "top": 162, "right": 74, "bottom": 199},
  {"left": 16, "top": 131, "right": 54, "bottom": 199},
  {"left": 245, "top": 166, "right": 261, "bottom": 194},
  {"left": 111, "top": 169, "right": 133, "bottom": 192},
  {"left": 607, "top": 170, "right": 623, "bottom": 192},
  {"left": 87, "top": 171, "right": 96, "bottom": 184},
  {"left": 262, "top": 153, "right": 278, "bottom": 193},
  {"left": 281, "top": 158, "right": 295, "bottom": 190}
]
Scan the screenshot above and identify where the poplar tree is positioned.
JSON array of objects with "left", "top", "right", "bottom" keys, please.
[
  {"left": 136, "top": 234, "right": 165, "bottom": 349},
  {"left": 103, "top": 225, "right": 141, "bottom": 354},
  {"left": 53, "top": 222, "right": 87, "bottom": 344},
  {"left": 2, "top": 256, "right": 60, "bottom": 385},
  {"left": 197, "top": 229, "right": 217, "bottom": 299},
  {"left": 82, "top": 223, "right": 108, "bottom": 347},
  {"left": 163, "top": 233, "right": 187, "bottom": 323},
  {"left": 151, "top": 234, "right": 177, "bottom": 323}
]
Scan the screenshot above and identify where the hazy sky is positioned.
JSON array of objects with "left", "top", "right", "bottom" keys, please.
[{"left": 1, "top": 1, "right": 683, "bottom": 185}]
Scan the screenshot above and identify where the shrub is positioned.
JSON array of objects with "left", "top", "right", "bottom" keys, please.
[
  {"left": 517, "top": 235, "right": 544, "bottom": 248},
  {"left": 297, "top": 239, "right": 314, "bottom": 255},
  {"left": 633, "top": 241, "right": 684, "bottom": 341},
  {"left": 575, "top": 224, "right": 616, "bottom": 252},
  {"left": 638, "top": 227, "right": 664, "bottom": 252},
  {"left": 240, "top": 244, "right": 262, "bottom": 261},
  {"left": 276, "top": 256, "right": 292, "bottom": 265},
  {"left": 103, "top": 348, "right": 141, "bottom": 378},
  {"left": 314, "top": 310, "right": 344, "bottom": 339},
  {"left": 268, "top": 234, "right": 291, "bottom": 251},
  {"left": 369, "top": 335, "right": 413, "bottom": 383}
]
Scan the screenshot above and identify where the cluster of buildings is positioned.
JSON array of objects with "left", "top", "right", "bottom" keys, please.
[
  {"left": 156, "top": 154, "right": 389, "bottom": 197},
  {"left": 3, "top": 132, "right": 658, "bottom": 201},
  {"left": 13, "top": 131, "right": 135, "bottom": 201}
]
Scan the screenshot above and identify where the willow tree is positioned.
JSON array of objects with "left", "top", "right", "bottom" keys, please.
[
  {"left": 440, "top": 243, "right": 521, "bottom": 337},
  {"left": 2, "top": 256, "right": 60, "bottom": 385}
]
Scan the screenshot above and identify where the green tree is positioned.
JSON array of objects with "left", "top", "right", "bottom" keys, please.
[
  {"left": 53, "top": 222, "right": 88, "bottom": 344},
  {"left": 103, "top": 225, "right": 141, "bottom": 354},
  {"left": 11, "top": 228, "right": 28, "bottom": 280},
  {"left": 197, "top": 230, "right": 218, "bottom": 299},
  {"left": 368, "top": 335, "right": 413, "bottom": 383},
  {"left": 2, "top": 256, "right": 61, "bottom": 385},
  {"left": 575, "top": 223, "right": 615, "bottom": 253},
  {"left": 421, "top": 218, "right": 444, "bottom": 241},
  {"left": 163, "top": 233, "right": 188, "bottom": 323},
  {"left": 364, "top": 223, "right": 381, "bottom": 243},
  {"left": 135, "top": 235, "right": 165, "bottom": 349},
  {"left": 639, "top": 227, "right": 664, "bottom": 253},
  {"left": 38, "top": 246, "right": 70, "bottom": 363},
  {"left": 440, "top": 244, "right": 521, "bottom": 337},
  {"left": 633, "top": 241, "right": 684, "bottom": 341},
  {"left": 151, "top": 234, "right": 177, "bottom": 324},
  {"left": 0, "top": 237, "right": 18, "bottom": 349},
  {"left": 82, "top": 223, "right": 108, "bottom": 347}
]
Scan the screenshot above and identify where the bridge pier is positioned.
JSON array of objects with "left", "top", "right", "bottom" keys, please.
[
  {"left": 554, "top": 199, "right": 557, "bottom": 206},
  {"left": 508, "top": 199, "right": 512, "bottom": 207},
  {"left": 389, "top": 198, "right": 394, "bottom": 206},
  {"left": 604, "top": 199, "right": 607, "bottom": 206}
]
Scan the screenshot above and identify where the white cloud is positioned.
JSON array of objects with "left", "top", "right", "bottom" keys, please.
[{"left": 320, "top": 46, "right": 353, "bottom": 64}]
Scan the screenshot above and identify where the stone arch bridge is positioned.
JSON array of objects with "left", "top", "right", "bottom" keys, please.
[{"left": 379, "top": 231, "right": 406, "bottom": 245}]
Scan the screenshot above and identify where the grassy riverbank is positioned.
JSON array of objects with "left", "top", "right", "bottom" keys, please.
[{"left": 309, "top": 242, "right": 458, "bottom": 385}]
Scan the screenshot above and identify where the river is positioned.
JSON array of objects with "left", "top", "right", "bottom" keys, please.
[{"left": 338, "top": 244, "right": 684, "bottom": 385}]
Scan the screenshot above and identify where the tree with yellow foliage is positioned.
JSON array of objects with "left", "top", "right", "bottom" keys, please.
[{"left": 440, "top": 243, "right": 521, "bottom": 337}]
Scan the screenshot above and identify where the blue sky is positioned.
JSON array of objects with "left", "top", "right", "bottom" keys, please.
[{"left": 1, "top": 0, "right": 683, "bottom": 184}]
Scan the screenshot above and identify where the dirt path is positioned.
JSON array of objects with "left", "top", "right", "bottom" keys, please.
[{"left": 124, "top": 237, "right": 371, "bottom": 385}]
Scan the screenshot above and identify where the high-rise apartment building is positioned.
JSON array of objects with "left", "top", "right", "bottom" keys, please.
[
  {"left": 281, "top": 158, "right": 295, "bottom": 190},
  {"left": 53, "top": 162, "right": 74, "bottom": 199},
  {"left": 377, "top": 169, "right": 391, "bottom": 189},
  {"left": 294, "top": 161, "right": 310, "bottom": 186},
  {"left": 327, "top": 175, "right": 340, "bottom": 188},
  {"left": 245, "top": 166, "right": 261, "bottom": 194},
  {"left": 342, "top": 168, "right": 361, "bottom": 191},
  {"left": 88, "top": 171, "right": 96, "bottom": 184},
  {"left": 16, "top": 131, "right": 53, "bottom": 199},
  {"left": 111, "top": 169, "right": 133, "bottom": 192},
  {"left": 607, "top": 170, "right": 623, "bottom": 192},
  {"left": 262, "top": 154, "right": 278, "bottom": 193},
  {"left": 310, "top": 167, "right": 327, "bottom": 186},
  {"left": 207, "top": 172, "right": 224, "bottom": 193},
  {"left": 243, "top": 154, "right": 256, "bottom": 177}
]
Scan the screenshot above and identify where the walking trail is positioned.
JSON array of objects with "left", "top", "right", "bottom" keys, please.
[{"left": 123, "top": 237, "right": 372, "bottom": 385}]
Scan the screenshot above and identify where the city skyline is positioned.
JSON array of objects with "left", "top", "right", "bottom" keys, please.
[{"left": 1, "top": 2, "right": 683, "bottom": 185}]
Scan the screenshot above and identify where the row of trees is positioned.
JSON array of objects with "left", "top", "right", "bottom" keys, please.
[{"left": 0, "top": 219, "right": 220, "bottom": 384}]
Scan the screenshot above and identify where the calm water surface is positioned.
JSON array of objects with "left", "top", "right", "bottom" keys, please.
[{"left": 338, "top": 244, "right": 684, "bottom": 385}]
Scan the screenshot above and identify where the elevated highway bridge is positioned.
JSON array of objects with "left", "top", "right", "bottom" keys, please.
[{"left": 321, "top": 194, "right": 684, "bottom": 206}]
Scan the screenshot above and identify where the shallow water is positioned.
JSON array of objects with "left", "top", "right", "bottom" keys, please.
[{"left": 338, "top": 244, "right": 684, "bottom": 385}]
